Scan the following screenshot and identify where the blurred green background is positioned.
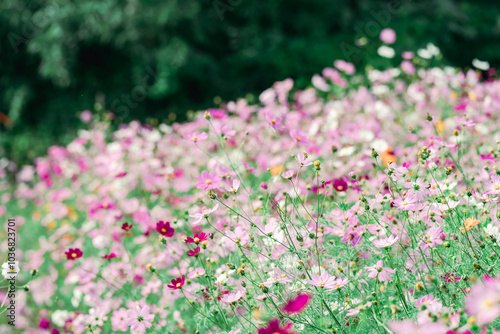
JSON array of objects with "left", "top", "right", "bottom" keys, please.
[{"left": 1, "top": 0, "right": 499, "bottom": 166}]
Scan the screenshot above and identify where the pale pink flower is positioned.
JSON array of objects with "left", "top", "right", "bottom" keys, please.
[
  {"left": 125, "top": 305, "right": 155, "bottom": 332},
  {"left": 373, "top": 234, "right": 399, "bottom": 248},
  {"left": 281, "top": 170, "right": 294, "bottom": 180},
  {"left": 365, "top": 260, "right": 395, "bottom": 282},
  {"left": 296, "top": 153, "right": 313, "bottom": 167},
  {"left": 380, "top": 28, "right": 396, "bottom": 44},
  {"left": 225, "top": 179, "right": 241, "bottom": 193},
  {"left": 190, "top": 204, "right": 219, "bottom": 226},
  {"left": 485, "top": 174, "right": 500, "bottom": 195},
  {"left": 307, "top": 272, "right": 337, "bottom": 290},
  {"left": 184, "top": 132, "right": 208, "bottom": 142}
]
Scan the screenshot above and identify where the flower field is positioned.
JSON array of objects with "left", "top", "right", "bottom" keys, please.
[{"left": 2, "top": 51, "right": 500, "bottom": 333}]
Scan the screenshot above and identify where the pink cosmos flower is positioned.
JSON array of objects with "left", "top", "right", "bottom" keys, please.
[
  {"left": 184, "top": 132, "right": 208, "bottom": 142},
  {"left": 380, "top": 28, "right": 396, "bottom": 44},
  {"left": 187, "top": 268, "right": 205, "bottom": 279},
  {"left": 308, "top": 272, "right": 337, "bottom": 290},
  {"left": 334, "top": 59, "right": 355, "bottom": 75},
  {"left": 333, "top": 178, "right": 348, "bottom": 192},
  {"left": 365, "top": 260, "right": 395, "bottom": 282},
  {"left": 393, "top": 194, "right": 418, "bottom": 211},
  {"left": 258, "top": 319, "right": 295, "bottom": 334},
  {"left": 373, "top": 235, "right": 399, "bottom": 248},
  {"left": 195, "top": 170, "right": 222, "bottom": 191},
  {"left": 220, "top": 290, "right": 244, "bottom": 304},
  {"left": 465, "top": 277, "right": 500, "bottom": 326},
  {"left": 281, "top": 170, "right": 294, "bottom": 180},
  {"left": 289, "top": 129, "right": 309, "bottom": 145},
  {"left": 225, "top": 179, "right": 241, "bottom": 193},
  {"left": 420, "top": 226, "right": 443, "bottom": 250},
  {"left": 281, "top": 293, "right": 312, "bottom": 314},
  {"left": 485, "top": 174, "right": 500, "bottom": 195},
  {"left": 296, "top": 153, "right": 313, "bottom": 167},
  {"left": 265, "top": 112, "right": 286, "bottom": 132},
  {"left": 125, "top": 305, "right": 155, "bottom": 332},
  {"left": 190, "top": 204, "right": 219, "bottom": 225}
]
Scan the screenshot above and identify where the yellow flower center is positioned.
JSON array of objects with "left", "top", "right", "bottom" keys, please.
[
  {"left": 71, "top": 253, "right": 77, "bottom": 258},
  {"left": 161, "top": 228, "right": 166, "bottom": 233},
  {"left": 193, "top": 136, "right": 198, "bottom": 141},
  {"left": 280, "top": 274, "right": 286, "bottom": 278},
  {"left": 296, "top": 136, "right": 301, "bottom": 142},
  {"left": 402, "top": 201, "right": 408, "bottom": 205},
  {"left": 194, "top": 237, "right": 200, "bottom": 243},
  {"left": 271, "top": 119, "right": 276, "bottom": 124},
  {"left": 319, "top": 281, "right": 325, "bottom": 286},
  {"left": 205, "top": 179, "right": 212, "bottom": 185},
  {"left": 494, "top": 185, "right": 500, "bottom": 190},
  {"left": 176, "top": 283, "right": 181, "bottom": 287},
  {"left": 337, "top": 186, "right": 343, "bottom": 190}
]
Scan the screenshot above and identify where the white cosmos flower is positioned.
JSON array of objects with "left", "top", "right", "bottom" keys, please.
[{"left": 2, "top": 261, "right": 20, "bottom": 279}]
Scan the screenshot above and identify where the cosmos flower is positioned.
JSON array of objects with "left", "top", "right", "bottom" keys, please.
[
  {"left": 187, "top": 268, "right": 205, "bottom": 279},
  {"left": 380, "top": 28, "right": 396, "bottom": 44},
  {"left": 167, "top": 275, "right": 185, "bottom": 290},
  {"left": 289, "top": 129, "right": 309, "bottom": 145},
  {"left": 307, "top": 272, "right": 337, "bottom": 290},
  {"left": 190, "top": 204, "right": 219, "bottom": 226},
  {"left": 156, "top": 221, "right": 174, "bottom": 237},
  {"left": 184, "top": 132, "right": 208, "bottom": 142},
  {"left": 296, "top": 153, "right": 313, "bottom": 167},
  {"left": 102, "top": 253, "right": 117, "bottom": 260},
  {"left": 125, "top": 305, "right": 154, "bottom": 332},
  {"left": 65, "top": 248, "right": 83, "bottom": 261},
  {"left": 365, "top": 260, "right": 395, "bottom": 282},
  {"left": 258, "top": 319, "right": 295, "bottom": 334},
  {"left": 195, "top": 170, "right": 222, "bottom": 191},
  {"left": 225, "top": 179, "right": 241, "bottom": 193},
  {"left": 373, "top": 235, "right": 399, "bottom": 248},
  {"left": 185, "top": 232, "right": 208, "bottom": 244},
  {"left": 121, "top": 222, "right": 133, "bottom": 231},
  {"left": 333, "top": 178, "right": 348, "bottom": 192},
  {"left": 187, "top": 247, "right": 201, "bottom": 257},
  {"left": 281, "top": 293, "right": 312, "bottom": 314},
  {"left": 485, "top": 174, "right": 500, "bottom": 195}
]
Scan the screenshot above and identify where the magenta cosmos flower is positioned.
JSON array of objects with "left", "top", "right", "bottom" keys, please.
[
  {"left": 125, "top": 305, "right": 155, "bottom": 332},
  {"left": 167, "top": 275, "right": 185, "bottom": 290},
  {"left": 258, "top": 319, "right": 295, "bottom": 334},
  {"left": 365, "top": 260, "right": 395, "bottom": 282},
  {"left": 65, "top": 248, "right": 83, "bottom": 260},
  {"left": 102, "top": 253, "right": 117, "bottom": 260},
  {"left": 156, "top": 221, "right": 174, "bottom": 237},
  {"left": 121, "top": 222, "right": 133, "bottom": 231},
  {"left": 333, "top": 178, "right": 348, "bottom": 192},
  {"left": 187, "top": 247, "right": 201, "bottom": 257},
  {"left": 185, "top": 232, "right": 208, "bottom": 244},
  {"left": 195, "top": 170, "right": 222, "bottom": 191},
  {"left": 281, "top": 293, "right": 312, "bottom": 314}
]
